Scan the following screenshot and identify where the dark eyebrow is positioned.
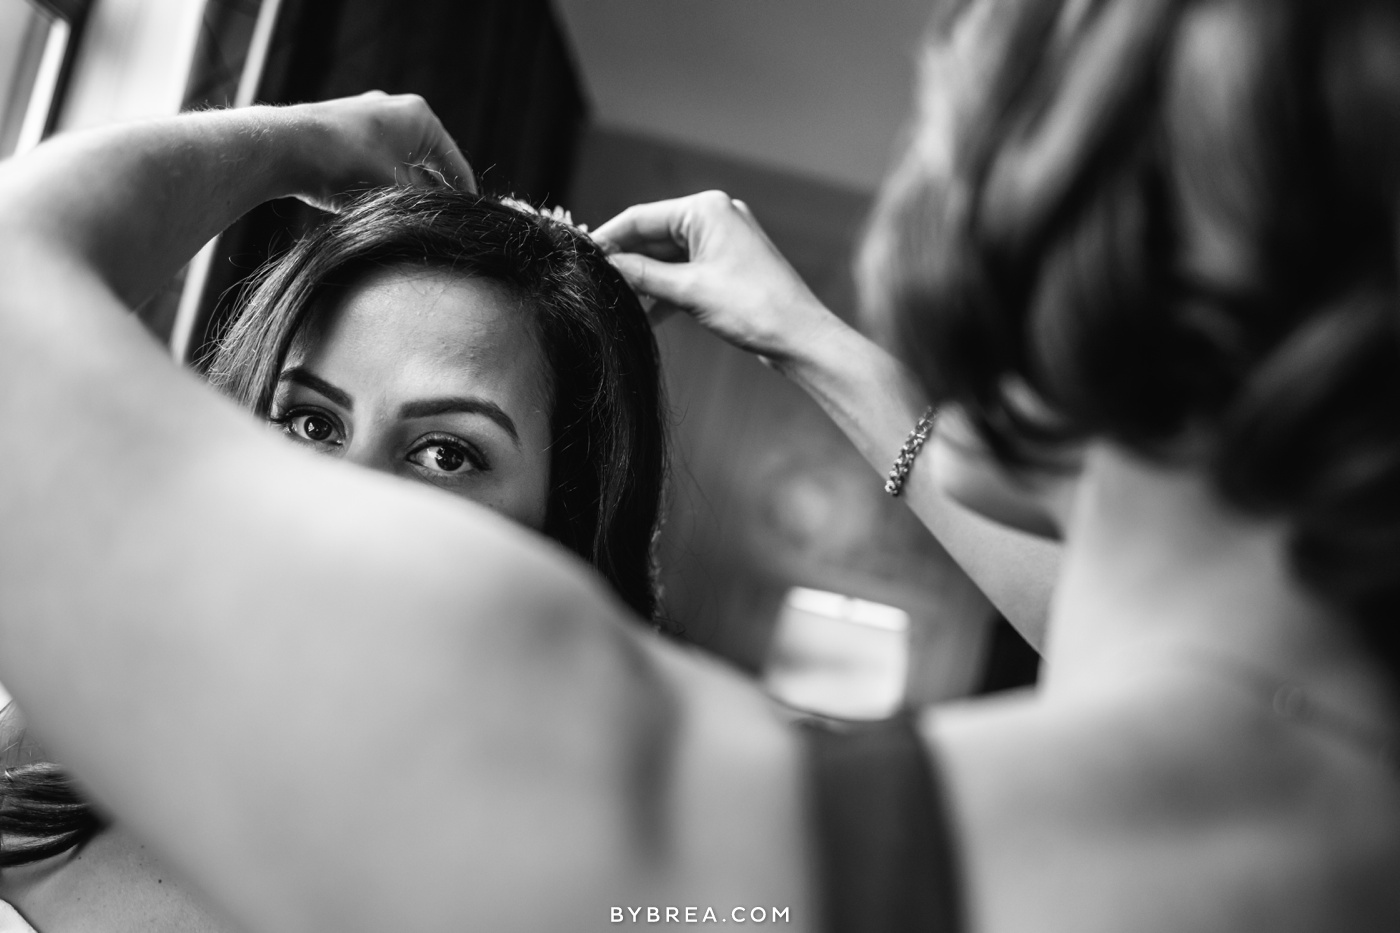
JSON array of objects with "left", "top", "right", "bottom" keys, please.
[
  {"left": 277, "top": 368, "right": 353, "bottom": 410},
  {"left": 398, "top": 397, "right": 520, "bottom": 446}
]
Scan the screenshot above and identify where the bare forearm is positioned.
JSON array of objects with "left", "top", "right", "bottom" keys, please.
[
  {"left": 0, "top": 92, "right": 472, "bottom": 312},
  {"left": 595, "top": 193, "right": 1060, "bottom": 648},
  {"left": 0, "top": 107, "right": 310, "bottom": 309},
  {"left": 779, "top": 321, "right": 1059, "bottom": 648}
]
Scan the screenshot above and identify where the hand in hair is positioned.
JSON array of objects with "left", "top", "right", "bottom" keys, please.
[
  {"left": 595, "top": 191, "right": 1059, "bottom": 647},
  {"left": 592, "top": 190, "right": 838, "bottom": 368},
  {"left": 0, "top": 93, "right": 474, "bottom": 310},
  {"left": 285, "top": 92, "right": 477, "bottom": 211}
]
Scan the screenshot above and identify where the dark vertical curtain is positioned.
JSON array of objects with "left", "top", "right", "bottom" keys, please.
[
  {"left": 175, "top": 0, "right": 587, "bottom": 363},
  {"left": 29, "top": 0, "right": 90, "bottom": 22},
  {"left": 260, "top": 0, "right": 585, "bottom": 200}
]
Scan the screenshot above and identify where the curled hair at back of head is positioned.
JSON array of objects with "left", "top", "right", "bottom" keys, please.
[
  {"left": 861, "top": 0, "right": 1400, "bottom": 678},
  {"left": 206, "top": 188, "right": 669, "bottom": 624}
]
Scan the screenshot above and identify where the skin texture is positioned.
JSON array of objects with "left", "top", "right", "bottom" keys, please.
[
  {"left": 273, "top": 267, "right": 554, "bottom": 529},
  {"left": 0, "top": 823, "right": 242, "bottom": 933}
]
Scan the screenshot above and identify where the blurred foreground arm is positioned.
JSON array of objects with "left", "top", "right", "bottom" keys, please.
[
  {"left": 593, "top": 191, "right": 1060, "bottom": 648},
  {"left": 0, "top": 108, "right": 806, "bottom": 930}
]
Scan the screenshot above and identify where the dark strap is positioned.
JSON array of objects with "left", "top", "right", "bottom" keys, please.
[{"left": 801, "top": 713, "right": 962, "bottom": 933}]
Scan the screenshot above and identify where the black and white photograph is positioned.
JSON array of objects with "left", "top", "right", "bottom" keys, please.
[{"left": 0, "top": 0, "right": 1396, "bottom": 930}]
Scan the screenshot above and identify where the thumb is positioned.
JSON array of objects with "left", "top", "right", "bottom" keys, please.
[{"left": 607, "top": 252, "right": 695, "bottom": 306}]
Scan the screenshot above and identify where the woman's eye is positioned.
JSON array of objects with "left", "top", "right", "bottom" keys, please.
[
  {"left": 408, "top": 440, "right": 482, "bottom": 476},
  {"left": 276, "top": 411, "right": 343, "bottom": 447}
]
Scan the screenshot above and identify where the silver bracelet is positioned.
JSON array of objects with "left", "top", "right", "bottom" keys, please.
[{"left": 883, "top": 407, "right": 938, "bottom": 497}]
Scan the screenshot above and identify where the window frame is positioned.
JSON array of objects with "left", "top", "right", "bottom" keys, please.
[{"left": 1, "top": 0, "right": 90, "bottom": 158}]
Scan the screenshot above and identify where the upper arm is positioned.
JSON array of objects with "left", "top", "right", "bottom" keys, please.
[
  {"left": 0, "top": 197, "right": 817, "bottom": 929},
  {"left": 1, "top": 410, "right": 816, "bottom": 929}
]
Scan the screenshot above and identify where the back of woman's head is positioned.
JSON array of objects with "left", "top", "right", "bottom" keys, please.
[
  {"left": 861, "top": 0, "right": 1400, "bottom": 673},
  {"left": 207, "top": 188, "right": 667, "bottom": 623}
]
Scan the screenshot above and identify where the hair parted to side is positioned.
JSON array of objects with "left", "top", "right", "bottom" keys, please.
[
  {"left": 206, "top": 187, "right": 669, "bottom": 624},
  {"left": 860, "top": 0, "right": 1400, "bottom": 676}
]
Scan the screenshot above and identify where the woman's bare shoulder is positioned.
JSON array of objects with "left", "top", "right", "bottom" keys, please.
[
  {"left": 617, "top": 634, "right": 818, "bottom": 928},
  {"left": 0, "top": 824, "right": 244, "bottom": 933},
  {"left": 921, "top": 687, "right": 1400, "bottom": 933},
  {"left": 0, "top": 706, "right": 240, "bottom": 932}
]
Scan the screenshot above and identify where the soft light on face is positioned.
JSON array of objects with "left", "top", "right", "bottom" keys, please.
[{"left": 270, "top": 266, "right": 554, "bottom": 529}]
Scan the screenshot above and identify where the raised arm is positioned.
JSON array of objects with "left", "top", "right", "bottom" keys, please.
[
  {"left": 593, "top": 192, "right": 1060, "bottom": 648},
  {"left": 3, "top": 92, "right": 475, "bottom": 309},
  {"left": 0, "top": 107, "right": 809, "bottom": 931}
]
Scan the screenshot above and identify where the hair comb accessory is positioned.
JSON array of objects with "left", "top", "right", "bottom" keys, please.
[
  {"left": 499, "top": 197, "right": 589, "bottom": 234},
  {"left": 885, "top": 407, "right": 939, "bottom": 497}
]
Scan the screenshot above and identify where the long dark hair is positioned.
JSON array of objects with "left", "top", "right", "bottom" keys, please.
[
  {"left": 2, "top": 188, "right": 669, "bottom": 869},
  {"left": 860, "top": 0, "right": 1400, "bottom": 675},
  {"left": 207, "top": 187, "right": 668, "bottom": 622}
]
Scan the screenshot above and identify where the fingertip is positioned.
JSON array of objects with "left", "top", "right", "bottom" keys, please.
[
  {"left": 603, "top": 252, "right": 655, "bottom": 310},
  {"left": 432, "top": 141, "right": 477, "bottom": 193},
  {"left": 605, "top": 252, "right": 656, "bottom": 298},
  {"left": 588, "top": 211, "right": 626, "bottom": 246},
  {"left": 604, "top": 251, "right": 635, "bottom": 277}
]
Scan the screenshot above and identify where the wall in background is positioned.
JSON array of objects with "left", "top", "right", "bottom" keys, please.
[
  {"left": 259, "top": 0, "right": 584, "bottom": 201},
  {"left": 552, "top": 0, "right": 935, "bottom": 191}
]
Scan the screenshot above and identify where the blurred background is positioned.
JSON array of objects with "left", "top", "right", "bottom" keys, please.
[{"left": 0, "top": 0, "right": 1039, "bottom": 714}]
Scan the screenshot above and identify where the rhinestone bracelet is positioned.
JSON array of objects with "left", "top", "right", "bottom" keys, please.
[{"left": 883, "top": 406, "right": 938, "bottom": 497}]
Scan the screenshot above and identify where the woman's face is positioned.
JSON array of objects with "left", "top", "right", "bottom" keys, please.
[{"left": 270, "top": 266, "right": 553, "bottom": 529}]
